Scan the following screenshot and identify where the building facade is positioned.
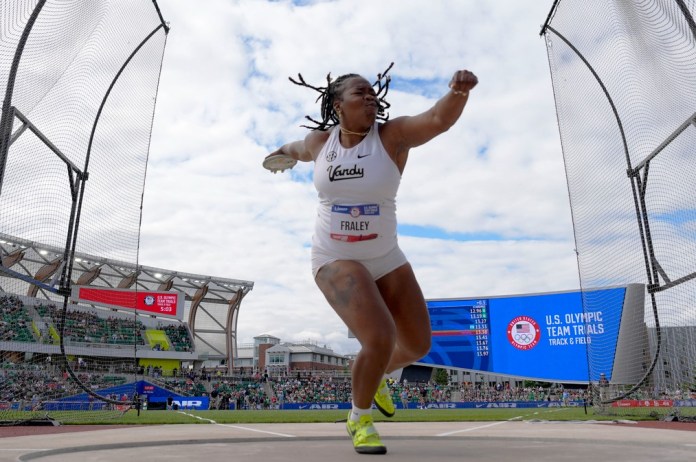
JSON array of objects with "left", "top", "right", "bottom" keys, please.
[{"left": 232, "top": 336, "right": 349, "bottom": 375}]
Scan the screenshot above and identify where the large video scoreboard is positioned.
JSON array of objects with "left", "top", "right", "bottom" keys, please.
[{"left": 420, "top": 284, "right": 646, "bottom": 383}]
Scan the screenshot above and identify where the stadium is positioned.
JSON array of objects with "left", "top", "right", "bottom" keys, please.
[
  {"left": 1, "top": 1, "right": 696, "bottom": 460},
  {"left": 1, "top": 230, "right": 694, "bottom": 419},
  {"left": 0, "top": 231, "right": 253, "bottom": 412}
]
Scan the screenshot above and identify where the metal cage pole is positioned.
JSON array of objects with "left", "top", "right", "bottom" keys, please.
[{"left": 0, "top": 0, "right": 47, "bottom": 196}]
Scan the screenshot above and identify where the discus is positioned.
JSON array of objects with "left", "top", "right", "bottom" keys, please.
[{"left": 262, "top": 153, "right": 297, "bottom": 173}]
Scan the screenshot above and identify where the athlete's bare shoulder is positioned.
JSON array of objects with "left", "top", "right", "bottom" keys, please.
[{"left": 305, "top": 128, "right": 332, "bottom": 160}]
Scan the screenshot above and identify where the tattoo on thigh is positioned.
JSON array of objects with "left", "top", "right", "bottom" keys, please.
[{"left": 320, "top": 266, "right": 356, "bottom": 311}]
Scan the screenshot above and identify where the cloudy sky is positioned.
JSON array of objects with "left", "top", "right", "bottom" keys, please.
[{"left": 138, "top": 0, "right": 580, "bottom": 355}]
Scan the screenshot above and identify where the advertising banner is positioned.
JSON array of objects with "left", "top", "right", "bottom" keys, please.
[
  {"left": 45, "top": 381, "right": 209, "bottom": 411},
  {"left": 71, "top": 286, "right": 184, "bottom": 320},
  {"left": 280, "top": 401, "right": 583, "bottom": 410}
]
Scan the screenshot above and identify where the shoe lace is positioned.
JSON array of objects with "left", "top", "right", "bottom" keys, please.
[{"left": 355, "top": 416, "right": 380, "bottom": 441}]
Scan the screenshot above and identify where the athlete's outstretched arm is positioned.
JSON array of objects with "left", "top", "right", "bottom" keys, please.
[
  {"left": 386, "top": 69, "right": 478, "bottom": 150},
  {"left": 267, "top": 129, "right": 329, "bottom": 162}
]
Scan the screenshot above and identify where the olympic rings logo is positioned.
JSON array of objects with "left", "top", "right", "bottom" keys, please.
[{"left": 514, "top": 333, "right": 534, "bottom": 343}]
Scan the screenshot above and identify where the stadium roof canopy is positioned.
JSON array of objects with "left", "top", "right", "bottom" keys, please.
[{"left": 0, "top": 232, "right": 254, "bottom": 370}]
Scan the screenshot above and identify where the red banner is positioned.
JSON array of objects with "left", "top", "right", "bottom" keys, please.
[
  {"left": 71, "top": 286, "right": 184, "bottom": 320},
  {"left": 612, "top": 399, "right": 674, "bottom": 408}
]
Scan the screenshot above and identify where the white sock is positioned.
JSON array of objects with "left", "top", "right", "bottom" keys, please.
[{"left": 350, "top": 404, "right": 372, "bottom": 422}]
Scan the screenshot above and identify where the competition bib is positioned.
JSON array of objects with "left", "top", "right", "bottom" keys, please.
[{"left": 330, "top": 204, "right": 380, "bottom": 242}]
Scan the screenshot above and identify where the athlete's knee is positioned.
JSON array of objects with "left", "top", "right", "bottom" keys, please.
[
  {"left": 412, "top": 335, "right": 431, "bottom": 358},
  {"left": 400, "top": 334, "right": 431, "bottom": 361},
  {"left": 360, "top": 321, "right": 396, "bottom": 357}
]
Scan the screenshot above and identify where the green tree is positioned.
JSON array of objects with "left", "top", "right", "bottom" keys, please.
[{"left": 433, "top": 368, "right": 449, "bottom": 386}]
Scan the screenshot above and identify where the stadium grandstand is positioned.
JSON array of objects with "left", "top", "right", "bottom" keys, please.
[
  {"left": 0, "top": 232, "right": 253, "bottom": 367},
  {"left": 0, "top": 232, "right": 253, "bottom": 421}
]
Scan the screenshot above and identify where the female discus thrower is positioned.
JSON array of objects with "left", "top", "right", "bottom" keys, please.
[{"left": 264, "top": 64, "right": 478, "bottom": 454}]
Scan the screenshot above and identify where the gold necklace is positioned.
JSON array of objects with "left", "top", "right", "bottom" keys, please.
[{"left": 340, "top": 126, "right": 369, "bottom": 137}]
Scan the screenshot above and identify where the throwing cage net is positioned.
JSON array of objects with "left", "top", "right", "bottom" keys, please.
[
  {"left": 542, "top": 0, "right": 696, "bottom": 417},
  {"left": 0, "top": 0, "right": 169, "bottom": 424}
]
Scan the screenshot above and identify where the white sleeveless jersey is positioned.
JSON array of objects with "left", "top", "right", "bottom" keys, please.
[{"left": 312, "top": 122, "right": 402, "bottom": 260}]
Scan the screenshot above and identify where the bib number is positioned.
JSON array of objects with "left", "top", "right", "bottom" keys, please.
[{"left": 330, "top": 204, "right": 380, "bottom": 242}]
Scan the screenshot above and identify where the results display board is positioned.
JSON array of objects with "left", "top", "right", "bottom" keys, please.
[
  {"left": 420, "top": 286, "right": 640, "bottom": 383},
  {"left": 428, "top": 298, "right": 492, "bottom": 373}
]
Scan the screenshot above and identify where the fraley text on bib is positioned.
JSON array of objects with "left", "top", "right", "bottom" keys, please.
[{"left": 330, "top": 204, "right": 380, "bottom": 242}]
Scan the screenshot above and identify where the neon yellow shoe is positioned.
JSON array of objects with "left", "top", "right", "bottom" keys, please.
[
  {"left": 346, "top": 413, "right": 387, "bottom": 455},
  {"left": 373, "top": 378, "right": 395, "bottom": 417}
]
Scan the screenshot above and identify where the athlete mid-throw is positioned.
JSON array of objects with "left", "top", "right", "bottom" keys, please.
[{"left": 264, "top": 64, "right": 478, "bottom": 454}]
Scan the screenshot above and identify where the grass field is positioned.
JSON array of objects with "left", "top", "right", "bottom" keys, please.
[{"left": 60, "top": 406, "right": 658, "bottom": 425}]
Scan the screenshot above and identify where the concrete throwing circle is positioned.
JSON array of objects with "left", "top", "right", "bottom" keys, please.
[{"left": 17, "top": 435, "right": 696, "bottom": 462}]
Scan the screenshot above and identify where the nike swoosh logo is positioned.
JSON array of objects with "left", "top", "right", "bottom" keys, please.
[{"left": 357, "top": 153, "right": 372, "bottom": 158}]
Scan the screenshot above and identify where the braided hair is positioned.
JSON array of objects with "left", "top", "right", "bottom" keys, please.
[{"left": 289, "top": 62, "right": 393, "bottom": 131}]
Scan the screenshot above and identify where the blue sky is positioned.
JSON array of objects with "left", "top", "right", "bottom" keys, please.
[{"left": 140, "top": 0, "right": 580, "bottom": 354}]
